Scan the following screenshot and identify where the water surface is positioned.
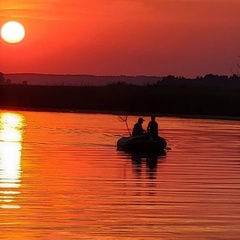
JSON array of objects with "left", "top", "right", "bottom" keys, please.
[{"left": 0, "top": 111, "right": 239, "bottom": 239}]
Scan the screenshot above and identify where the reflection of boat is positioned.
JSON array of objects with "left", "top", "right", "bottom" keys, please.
[
  {"left": 131, "top": 151, "right": 166, "bottom": 170},
  {"left": 117, "top": 134, "right": 167, "bottom": 152}
]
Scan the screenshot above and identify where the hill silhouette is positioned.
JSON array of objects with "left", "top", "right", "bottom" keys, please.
[{"left": 5, "top": 73, "right": 162, "bottom": 86}]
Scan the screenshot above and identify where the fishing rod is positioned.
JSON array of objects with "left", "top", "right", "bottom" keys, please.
[{"left": 118, "top": 115, "right": 131, "bottom": 136}]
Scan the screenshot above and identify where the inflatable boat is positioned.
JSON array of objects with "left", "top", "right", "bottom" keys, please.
[{"left": 117, "top": 134, "right": 167, "bottom": 152}]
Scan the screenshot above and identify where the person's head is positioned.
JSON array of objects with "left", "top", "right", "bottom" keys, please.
[
  {"left": 151, "top": 115, "right": 156, "bottom": 121},
  {"left": 138, "top": 117, "right": 144, "bottom": 124}
]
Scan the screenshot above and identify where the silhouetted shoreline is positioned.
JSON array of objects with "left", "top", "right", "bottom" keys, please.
[
  {"left": 3, "top": 108, "right": 240, "bottom": 121},
  {"left": 3, "top": 106, "right": 240, "bottom": 122},
  {"left": 0, "top": 82, "right": 239, "bottom": 120}
]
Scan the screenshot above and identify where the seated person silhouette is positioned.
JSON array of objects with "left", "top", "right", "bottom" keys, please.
[
  {"left": 147, "top": 116, "right": 158, "bottom": 138},
  {"left": 132, "top": 117, "right": 145, "bottom": 137}
]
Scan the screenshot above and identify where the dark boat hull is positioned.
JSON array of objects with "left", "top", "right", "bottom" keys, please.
[{"left": 117, "top": 135, "right": 167, "bottom": 152}]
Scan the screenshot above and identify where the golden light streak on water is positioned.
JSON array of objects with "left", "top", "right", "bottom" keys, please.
[{"left": 0, "top": 112, "right": 24, "bottom": 209}]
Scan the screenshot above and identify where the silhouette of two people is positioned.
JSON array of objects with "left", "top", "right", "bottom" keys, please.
[{"left": 132, "top": 116, "right": 158, "bottom": 138}]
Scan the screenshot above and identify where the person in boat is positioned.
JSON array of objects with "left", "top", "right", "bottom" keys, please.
[
  {"left": 132, "top": 117, "right": 145, "bottom": 137},
  {"left": 147, "top": 115, "right": 158, "bottom": 138}
]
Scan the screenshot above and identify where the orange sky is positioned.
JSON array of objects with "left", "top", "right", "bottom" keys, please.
[{"left": 0, "top": 0, "right": 240, "bottom": 77}]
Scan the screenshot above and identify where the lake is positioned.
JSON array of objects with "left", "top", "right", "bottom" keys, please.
[{"left": 0, "top": 110, "right": 239, "bottom": 239}]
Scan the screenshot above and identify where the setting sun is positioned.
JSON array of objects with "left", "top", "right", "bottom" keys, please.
[{"left": 0, "top": 21, "right": 25, "bottom": 44}]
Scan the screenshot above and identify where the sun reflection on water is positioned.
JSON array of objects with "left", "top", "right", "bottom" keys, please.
[{"left": 0, "top": 112, "right": 25, "bottom": 209}]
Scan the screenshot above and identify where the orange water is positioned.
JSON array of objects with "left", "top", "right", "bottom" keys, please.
[{"left": 0, "top": 111, "right": 239, "bottom": 239}]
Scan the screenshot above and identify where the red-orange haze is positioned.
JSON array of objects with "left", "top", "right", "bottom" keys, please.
[{"left": 1, "top": 0, "right": 240, "bottom": 77}]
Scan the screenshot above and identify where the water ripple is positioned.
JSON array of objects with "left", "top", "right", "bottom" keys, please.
[{"left": 0, "top": 111, "right": 240, "bottom": 239}]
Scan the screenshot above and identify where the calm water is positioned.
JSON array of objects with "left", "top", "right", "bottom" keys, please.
[{"left": 0, "top": 110, "right": 239, "bottom": 240}]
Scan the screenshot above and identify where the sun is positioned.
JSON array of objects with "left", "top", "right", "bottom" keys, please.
[{"left": 1, "top": 21, "right": 25, "bottom": 44}]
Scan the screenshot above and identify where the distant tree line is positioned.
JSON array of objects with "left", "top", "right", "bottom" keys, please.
[
  {"left": 1, "top": 71, "right": 240, "bottom": 88},
  {"left": 158, "top": 74, "right": 240, "bottom": 88}
]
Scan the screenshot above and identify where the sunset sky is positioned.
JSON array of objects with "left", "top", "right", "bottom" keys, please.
[{"left": 1, "top": 0, "right": 240, "bottom": 78}]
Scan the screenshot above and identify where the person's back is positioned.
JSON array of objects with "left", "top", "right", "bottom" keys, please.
[
  {"left": 147, "top": 116, "right": 158, "bottom": 137},
  {"left": 132, "top": 117, "right": 145, "bottom": 137}
]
